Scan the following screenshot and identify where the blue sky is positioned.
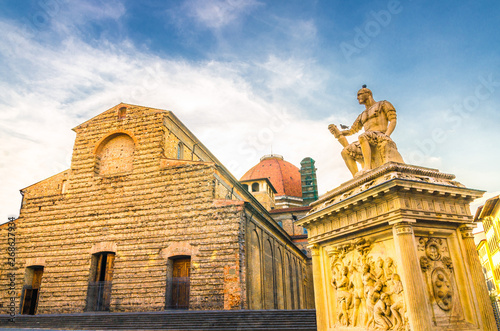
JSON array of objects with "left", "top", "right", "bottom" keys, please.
[{"left": 1, "top": 0, "right": 499, "bottom": 222}]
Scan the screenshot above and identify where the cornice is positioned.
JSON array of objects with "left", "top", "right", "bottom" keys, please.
[{"left": 311, "top": 162, "right": 458, "bottom": 210}]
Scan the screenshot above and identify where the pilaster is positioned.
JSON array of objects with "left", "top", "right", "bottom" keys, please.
[
  {"left": 309, "top": 244, "right": 327, "bottom": 331},
  {"left": 459, "top": 224, "right": 497, "bottom": 330},
  {"left": 392, "top": 221, "right": 433, "bottom": 330}
]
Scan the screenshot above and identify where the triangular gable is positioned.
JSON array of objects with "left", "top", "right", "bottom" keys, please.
[
  {"left": 72, "top": 103, "right": 169, "bottom": 132},
  {"left": 73, "top": 103, "right": 235, "bottom": 178}
]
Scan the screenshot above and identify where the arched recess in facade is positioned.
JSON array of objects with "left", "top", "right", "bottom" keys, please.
[
  {"left": 248, "top": 228, "right": 262, "bottom": 309},
  {"left": 247, "top": 219, "right": 310, "bottom": 310},
  {"left": 263, "top": 239, "right": 275, "bottom": 309},
  {"left": 294, "top": 258, "right": 301, "bottom": 309},
  {"left": 290, "top": 255, "right": 298, "bottom": 309},
  {"left": 301, "top": 264, "right": 307, "bottom": 309},
  {"left": 274, "top": 246, "right": 284, "bottom": 309},
  {"left": 94, "top": 131, "right": 136, "bottom": 176},
  {"left": 285, "top": 252, "right": 294, "bottom": 309}
]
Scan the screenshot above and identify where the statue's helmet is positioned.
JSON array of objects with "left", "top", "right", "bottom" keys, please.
[{"left": 357, "top": 84, "right": 372, "bottom": 97}]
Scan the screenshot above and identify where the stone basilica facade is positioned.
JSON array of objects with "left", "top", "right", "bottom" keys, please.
[{"left": 0, "top": 104, "right": 314, "bottom": 315}]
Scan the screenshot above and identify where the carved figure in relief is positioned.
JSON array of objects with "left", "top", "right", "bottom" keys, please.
[
  {"left": 374, "top": 257, "right": 386, "bottom": 282},
  {"left": 366, "top": 281, "right": 383, "bottom": 328},
  {"left": 363, "top": 262, "right": 377, "bottom": 300},
  {"left": 384, "top": 257, "right": 396, "bottom": 282},
  {"left": 373, "top": 293, "right": 393, "bottom": 330},
  {"left": 328, "top": 239, "right": 408, "bottom": 330},
  {"left": 389, "top": 274, "right": 406, "bottom": 330},
  {"left": 349, "top": 261, "right": 365, "bottom": 326},
  {"left": 332, "top": 266, "right": 353, "bottom": 326},
  {"left": 328, "top": 85, "right": 404, "bottom": 177}
]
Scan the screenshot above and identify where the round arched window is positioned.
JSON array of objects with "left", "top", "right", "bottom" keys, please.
[{"left": 95, "top": 133, "right": 135, "bottom": 175}]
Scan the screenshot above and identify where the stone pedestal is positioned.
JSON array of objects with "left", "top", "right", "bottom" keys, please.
[{"left": 298, "top": 163, "right": 496, "bottom": 331}]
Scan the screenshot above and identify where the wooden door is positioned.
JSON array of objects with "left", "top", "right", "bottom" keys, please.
[
  {"left": 21, "top": 289, "right": 34, "bottom": 315},
  {"left": 32, "top": 269, "right": 43, "bottom": 289},
  {"left": 21, "top": 267, "right": 43, "bottom": 315},
  {"left": 95, "top": 254, "right": 104, "bottom": 282},
  {"left": 102, "top": 253, "right": 114, "bottom": 309},
  {"left": 30, "top": 269, "right": 43, "bottom": 314},
  {"left": 104, "top": 253, "right": 115, "bottom": 282},
  {"left": 172, "top": 258, "right": 190, "bottom": 309},
  {"left": 88, "top": 253, "right": 114, "bottom": 311}
]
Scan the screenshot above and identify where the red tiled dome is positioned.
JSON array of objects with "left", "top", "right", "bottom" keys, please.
[{"left": 240, "top": 155, "right": 302, "bottom": 198}]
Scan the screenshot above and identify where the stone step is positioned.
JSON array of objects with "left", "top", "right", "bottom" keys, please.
[{"left": 0, "top": 310, "right": 317, "bottom": 330}]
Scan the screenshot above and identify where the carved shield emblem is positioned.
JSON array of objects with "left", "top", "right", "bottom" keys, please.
[{"left": 431, "top": 267, "right": 452, "bottom": 311}]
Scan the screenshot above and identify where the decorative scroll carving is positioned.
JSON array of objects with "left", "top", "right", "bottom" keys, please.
[
  {"left": 328, "top": 239, "right": 408, "bottom": 330},
  {"left": 417, "top": 237, "right": 465, "bottom": 326}
]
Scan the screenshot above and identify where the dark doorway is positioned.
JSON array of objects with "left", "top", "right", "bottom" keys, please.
[
  {"left": 167, "top": 257, "right": 191, "bottom": 309},
  {"left": 21, "top": 267, "right": 44, "bottom": 315},
  {"left": 86, "top": 252, "right": 115, "bottom": 311}
]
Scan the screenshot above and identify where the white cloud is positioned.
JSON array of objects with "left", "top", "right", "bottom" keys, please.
[
  {"left": 182, "top": 0, "right": 261, "bottom": 30},
  {"left": 271, "top": 16, "right": 317, "bottom": 42},
  {"left": 0, "top": 16, "right": 336, "bottom": 222},
  {"left": 14, "top": 0, "right": 126, "bottom": 42}
]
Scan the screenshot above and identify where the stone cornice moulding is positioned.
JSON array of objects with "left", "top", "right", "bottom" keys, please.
[
  {"left": 311, "top": 162, "right": 458, "bottom": 209},
  {"left": 304, "top": 164, "right": 483, "bottom": 217},
  {"left": 299, "top": 181, "right": 481, "bottom": 228}
]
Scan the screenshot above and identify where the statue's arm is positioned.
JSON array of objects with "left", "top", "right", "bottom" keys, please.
[
  {"left": 331, "top": 278, "right": 337, "bottom": 289},
  {"left": 342, "top": 114, "right": 363, "bottom": 136},
  {"left": 386, "top": 119, "right": 396, "bottom": 136},
  {"left": 382, "top": 100, "right": 397, "bottom": 136}
]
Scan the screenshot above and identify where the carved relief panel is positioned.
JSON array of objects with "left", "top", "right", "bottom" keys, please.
[
  {"left": 326, "top": 238, "right": 408, "bottom": 330},
  {"left": 417, "top": 237, "right": 466, "bottom": 327}
]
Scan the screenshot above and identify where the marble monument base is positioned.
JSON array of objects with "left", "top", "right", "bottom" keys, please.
[{"left": 297, "top": 163, "right": 496, "bottom": 331}]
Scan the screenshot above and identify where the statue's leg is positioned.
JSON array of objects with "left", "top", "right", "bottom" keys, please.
[
  {"left": 358, "top": 134, "right": 372, "bottom": 172},
  {"left": 341, "top": 148, "right": 359, "bottom": 176},
  {"left": 358, "top": 158, "right": 365, "bottom": 169}
]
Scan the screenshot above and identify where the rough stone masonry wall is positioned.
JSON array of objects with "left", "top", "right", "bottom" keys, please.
[
  {"left": 0, "top": 221, "right": 15, "bottom": 315},
  {"left": 0, "top": 106, "right": 245, "bottom": 314}
]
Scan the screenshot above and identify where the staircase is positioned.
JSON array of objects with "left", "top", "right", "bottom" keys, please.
[{"left": 0, "top": 309, "right": 317, "bottom": 330}]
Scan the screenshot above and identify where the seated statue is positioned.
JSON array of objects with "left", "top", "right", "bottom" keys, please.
[{"left": 329, "top": 85, "right": 404, "bottom": 177}]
